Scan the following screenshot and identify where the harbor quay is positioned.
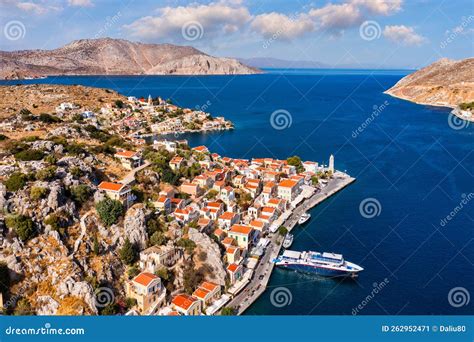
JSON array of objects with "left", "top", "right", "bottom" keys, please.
[{"left": 228, "top": 173, "right": 356, "bottom": 315}]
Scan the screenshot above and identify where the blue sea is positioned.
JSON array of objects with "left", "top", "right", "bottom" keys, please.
[{"left": 2, "top": 69, "right": 473, "bottom": 315}]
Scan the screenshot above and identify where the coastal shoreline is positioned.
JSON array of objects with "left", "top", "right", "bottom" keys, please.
[{"left": 229, "top": 174, "right": 356, "bottom": 315}]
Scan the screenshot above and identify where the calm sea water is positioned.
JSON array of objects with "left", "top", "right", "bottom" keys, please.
[{"left": 2, "top": 69, "right": 473, "bottom": 315}]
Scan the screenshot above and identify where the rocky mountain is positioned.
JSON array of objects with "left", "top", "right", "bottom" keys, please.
[
  {"left": 0, "top": 38, "right": 260, "bottom": 79},
  {"left": 237, "top": 57, "right": 329, "bottom": 69},
  {"left": 385, "top": 58, "right": 474, "bottom": 108}
]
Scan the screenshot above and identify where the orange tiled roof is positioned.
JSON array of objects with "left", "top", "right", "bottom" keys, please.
[
  {"left": 192, "top": 287, "right": 210, "bottom": 300},
  {"left": 214, "top": 228, "right": 226, "bottom": 237},
  {"left": 227, "top": 263, "right": 239, "bottom": 272},
  {"left": 172, "top": 294, "right": 197, "bottom": 310},
  {"left": 230, "top": 225, "right": 253, "bottom": 235},
  {"left": 115, "top": 150, "right": 137, "bottom": 158},
  {"left": 200, "top": 281, "right": 219, "bottom": 292},
  {"left": 133, "top": 272, "right": 158, "bottom": 287},
  {"left": 98, "top": 181, "right": 124, "bottom": 192},
  {"left": 250, "top": 220, "right": 265, "bottom": 228},
  {"left": 279, "top": 179, "right": 298, "bottom": 188},
  {"left": 219, "top": 212, "right": 236, "bottom": 220},
  {"left": 222, "top": 237, "right": 236, "bottom": 245}
]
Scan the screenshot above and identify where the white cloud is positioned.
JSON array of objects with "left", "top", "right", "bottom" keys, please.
[
  {"left": 352, "top": 0, "right": 403, "bottom": 16},
  {"left": 68, "top": 0, "right": 93, "bottom": 7},
  {"left": 251, "top": 12, "right": 314, "bottom": 39},
  {"left": 124, "top": 2, "right": 251, "bottom": 42},
  {"left": 383, "top": 25, "right": 426, "bottom": 45},
  {"left": 0, "top": 0, "right": 62, "bottom": 15},
  {"left": 309, "top": 3, "right": 363, "bottom": 31}
]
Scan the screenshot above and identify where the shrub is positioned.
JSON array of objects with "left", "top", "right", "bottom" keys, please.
[
  {"left": 70, "top": 167, "right": 84, "bottom": 178},
  {"left": 278, "top": 226, "right": 288, "bottom": 236},
  {"left": 30, "top": 186, "right": 48, "bottom": 200},
  {"left": 14, "top": 298, "right": 33, "bottom": 316},
  {"left": 70, "top": 185, "right": 91, "bottom": 205},
  {"left": 44, "top": 155, "right": 57, "bottom": 165},
  {"left": 5, "top": 214, "right": 36, "bottom": 241},
  {"left": 149, "top": 231, "right": 167, "bottom": 246},
  {"left": 4, "top": 172, "right": 27, "bottom": 192},
  {"left": 35, "top": 166, "right": 57, "bottom": 181},
  {"left": 44, "top": 214, "right": 60, "bottom": 230},
  {"left": 114, "top": 100, "right": 124, "bottom": 108},
  {"left": 127, "top": 265, "right": 140, "bottom": 279},
  {"left": 119, "top": 238, "right": 137, "bottom": 265},
  {"left": 39, "top": 113, "right": 61, "bottom": 124},
  {"left": 14, "top": 149, "right": 44, "bottom": 161},
  {"left": 96, "top": 197, "right": 123, "bottom": 227},
  {"left": 0, "top": 134, "right": 9, "bottom": 141},
  {"left": 176, "top": 238, "right": 196, "bottom": 254},
  {"left": 221, "top": 307, "right": 236, "bottom": 315}
]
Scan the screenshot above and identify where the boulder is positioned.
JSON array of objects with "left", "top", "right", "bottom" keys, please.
[
  {"left": 36, "top": 295, "right": 59, "bottom": 315},
  {"left": 123, "top": 205, "right": 148, "bottom": 250}
]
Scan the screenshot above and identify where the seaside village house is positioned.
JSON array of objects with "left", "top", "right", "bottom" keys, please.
[
  {"left": 97, "top": 181, "right": 134, "bottom": 208},
  {"left": 126, "top": 272, "right": 166, "bottom": 315},
  {"left": 114, "top": 150, "right": 142, "bottom": 170},
  {"left": 228, "top": 225, "right": 256, "bottom": 250},
  {"left": 139, "top": 244, "right": 184, "bottom": 272},
  {"left": 171, "top": 294, "right": 202, "bottom": 316},
  {"left": 277, "top": 179, "right": 301, "bottom": 202},
  {"left": 192, "top": 282, "right": 221, "bottom": 310}
]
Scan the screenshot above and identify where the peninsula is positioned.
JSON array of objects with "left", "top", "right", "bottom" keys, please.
[
  {"left": 0, "top": 84, "right": 352, "bottom": 316},
  {"left": 385, "top": 57, "right": 474, "bottom": 121},
  {"left": 0, "top": 38, "right": 260, "bottom": 80}
]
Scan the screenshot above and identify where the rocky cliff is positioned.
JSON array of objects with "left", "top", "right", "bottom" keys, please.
[
  {"left": 385, "top": 58, "right": 474, "bottom": 108},
  {"left": 0, "top": 38, "right": 260, "bottom": 79}
]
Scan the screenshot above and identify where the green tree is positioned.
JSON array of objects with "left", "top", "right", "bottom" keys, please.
[
  {"left": 70, "top": 184, "right": 91, "bottom": 205},
  {"left": 4, "top": 173, "right": 28, "bottom": 192},
  {"left": 149, "top": 231, "right": 167, "bottom": 246},
  {"left": 93, "top": 235, "right": 100, "bottom": 255},
  {"left": 114, "top": 100, "right": 124, "bottom": 108},
  {"left": 5, "top": 215, "right": 36, "bottom": 242},
  {"left": 119, "top": 238, "right": 137, "bottom": 265},
  {"left": 176, "top": 238, "right": 196, "bottom": 254},
  {"left": 95, "top": 198, "right": 123, "bottom": 227},
  {"left": 278, "top": 226, "right": 288, "bottom": 236},
  {"left": 287, "top": 155, "right": 304, "bottom": 173},
  {"left": 221, "top": 307, "right": 236, "bottom": 315}
]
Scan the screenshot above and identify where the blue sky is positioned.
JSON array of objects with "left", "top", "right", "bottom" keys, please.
[{"left": 0, "top": 0, "right": 472, "bottom": 68}]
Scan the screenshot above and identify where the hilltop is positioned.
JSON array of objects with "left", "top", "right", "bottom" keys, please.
[
  {"left": 0, "top": 38, "right": 260, "bottom": 79},
  {"left": 385, "top": 57, "right": 474, "bottom": 108}
]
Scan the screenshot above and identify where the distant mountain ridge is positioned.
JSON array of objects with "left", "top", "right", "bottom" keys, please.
[
  {"left": 237, "top": 57, "right": 329, "bottom": 69},
  {"left": 0, "top": 38, "right": 260, "bottom": 79},
  {"left": 385, "top": 57, "right": 474, "bottom": 108}
]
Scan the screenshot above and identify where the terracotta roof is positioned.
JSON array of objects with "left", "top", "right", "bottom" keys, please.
[
  {"left": 227, "top": 263, "right": 239, "bottom": 272},
  {"left": 214, "top": 228, "right": 226, "bottom": 237},
  {"left": 222, "top": 237, "right": 236, "bottom": 245},
  {"left": 250, "top": 220, "right": 265, "bottom": 228},
  {"left": 157, "top": 196, "right": 169, "bottom": 203},
  {"left": 192, "top": 145, "right": 209, "bottom": 152},
  {"left": 200, "top": 281, "right": 219, "bottom": 292},
  {"left": 219, "top": 212, "right": 236, "bottom": 220},
  {"left": 98, "top": 181, "right": 125, "bottom": 192},
  {"left": 133, "top": 272, "right": 158, "bottom": 287},
  {"left": 226, "top": 246, "right": 237, "bottom": 254},
  {"left": 230, "top": 225, "right": 253, "bottom": 235},
  {"left": 192, "top": 287, "right": 210, "bottom": 300},
  {"left": 279, "top": 179, "right": 298, "bottom": 188},
  {"left": 115, "top": 150, "right": 137, "bottom": 158},
  {"left": 172, "top": 294, "right": 197, "bottom": 310}
]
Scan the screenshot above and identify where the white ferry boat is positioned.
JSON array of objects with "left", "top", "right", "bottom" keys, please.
[
  {"left": 273, "top": 250, "right": 364, "bottom": 277},
  {"left": 298, "top": 212, "right": 311, "bottom": 225},
  {"left": 282, "top": 234, "right": 294, "bottom": 248}
]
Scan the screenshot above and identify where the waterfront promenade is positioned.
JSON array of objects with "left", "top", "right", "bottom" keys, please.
[{"left": 228, "top": 173, "right": 356, "bottom": 314}]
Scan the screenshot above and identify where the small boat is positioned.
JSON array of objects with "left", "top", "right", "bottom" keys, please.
[
  {"left": 282, "top": 234, "right": 294, "bottom": 248},
  {"left": 298, "top": 212, "right": 311, "bottom": 225}
]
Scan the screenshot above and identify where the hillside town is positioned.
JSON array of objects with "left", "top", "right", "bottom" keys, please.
[{"left": 0, "top": 85, "right": 344, "bottom": 316}]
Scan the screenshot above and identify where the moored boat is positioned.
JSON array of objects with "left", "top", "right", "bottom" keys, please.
[
  {"left": 282, "top": 234, "right": 294, "bottom": 248},
  {"left": 298, "top": 212, "right": 311, "bottom": 225},
  {"left": 273, "top": 250, "right": 363, "bottom": 277}
]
